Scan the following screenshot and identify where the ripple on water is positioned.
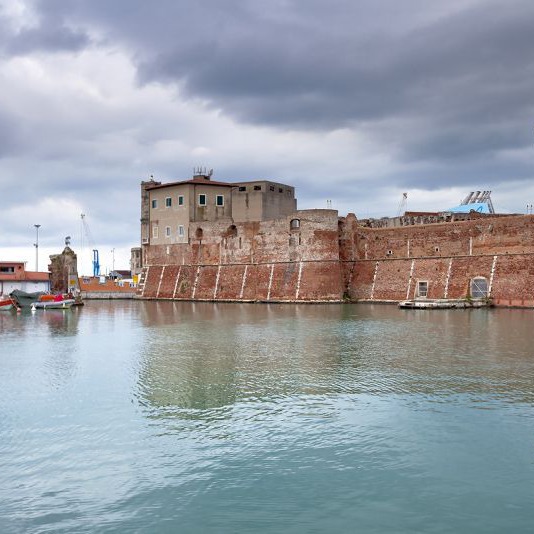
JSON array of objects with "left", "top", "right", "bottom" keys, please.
[{"left": 1, "top": 303, "right": 534, "bottom": 533}]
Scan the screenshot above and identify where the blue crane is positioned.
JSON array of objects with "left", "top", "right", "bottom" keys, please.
[
  {"left": 92, "top": 249, "right": 100, "bottom": 277},
  {"left": 81, "top": 213, "right": 100, "bottom": 277}
]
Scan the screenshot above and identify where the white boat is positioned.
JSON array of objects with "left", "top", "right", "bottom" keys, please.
[
  {"left": 31, "top": 299, "right": 75, "bottom": 310},
  {"left": 398, "top": 298, "right": 491, "bottom": 309}
]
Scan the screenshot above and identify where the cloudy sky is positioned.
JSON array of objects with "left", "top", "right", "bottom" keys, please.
[{"left": 1, "top": 0, "right": 534, "bottom": 274}]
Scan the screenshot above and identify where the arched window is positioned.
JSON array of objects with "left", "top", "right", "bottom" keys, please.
[
  {"left": 471, "top": 277, "right": 488, "bottom": 298},
  {"left": 227, "top": 225, "right": 237, "bottom": 238},
  {"left": 290, "top": 219, "right": 300, "bottom": 230}
]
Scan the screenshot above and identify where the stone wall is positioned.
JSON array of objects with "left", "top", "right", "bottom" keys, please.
[
  {"left": 139, "top": 211, "right": 534, "bottom": 307},
  {"left": 140, "top": 209, "right": 344, "bottom": 302}
]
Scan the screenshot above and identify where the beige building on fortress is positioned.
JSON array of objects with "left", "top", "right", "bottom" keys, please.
[{"left": 141, "top": 170, "right": 297, "bottom": 248}]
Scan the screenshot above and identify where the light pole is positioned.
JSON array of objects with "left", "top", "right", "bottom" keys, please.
[
  {"left": 111, "top": 248, "right": 115, "bottom": 276},
  {"left": 34, "top": 224, "right": 41, "bottom": 271}
]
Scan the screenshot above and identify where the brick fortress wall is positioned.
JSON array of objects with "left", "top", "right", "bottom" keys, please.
[
  {"left": 139, "top": 210, "right": 534, "bottom": 307},
  {"left": 341, "top": 214, "right": 534, "bottom": 307},
  {"left": 139, "top": 209, "right": 344, "bottom": 302}
]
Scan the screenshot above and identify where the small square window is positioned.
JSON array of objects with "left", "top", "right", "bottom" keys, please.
[
  {"left": 239, "top": 186, "right": 246, "bottom": 192},
  {"left": 278, "top": 188, "right": 283, "bottom": 193},
  {"left": 198, "top": 194, "right": 206, "bottom": 206},
  {"left": 165, "top": 226, "right": 171, "bottom": 237},
  {"left": 178, "top": 195, "right": 184, "bottom": 206},
  {"left": 165, "top": 197, "right": 172, "bottom": 207},
  {"left": 151, "top": 199, "right": 158, "bottom": 209},
  {"left": 216, "top": 195, "right": 224, "bottom": 206},
  {"left": 270, "top": 185, "right": 275, "bottom": 192},
  {"left": 254, "top": 185, "right": 261, "bottom": 191}
]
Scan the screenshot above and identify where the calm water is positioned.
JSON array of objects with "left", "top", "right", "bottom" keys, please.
[{"left": 1, "top": 302, "right": 533, "bottom": 533}]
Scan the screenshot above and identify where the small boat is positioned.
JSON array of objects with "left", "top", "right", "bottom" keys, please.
[
  {"left": 10, "top": 290, "right": 46, "bottom": 309},
  {"left": 11, "top": 290, "right": 79, "bottom": 309},
  {"left": 31, "top": 299, "right": 75, "bottom": 310},
  {"left": 0, "top": 296, "right": 15, "bottom": 311},
  {"left": 398, "top": 298, "right": 491, "bottom": 309}
]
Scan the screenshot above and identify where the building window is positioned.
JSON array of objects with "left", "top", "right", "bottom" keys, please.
[
  {"left": 178, "top": 225, "right": 184, "bottom": 237},
  {"left": 227, "top": 225, "right": 237, "bottom": 237},
  {"left": 198, "top": 194, "right": 206, "bottom": 206},
  {"left": 254, "top": 185, "right": 262, "bottom": 191},
  {"left": 279, "top": 188, "right": 283, "bottom": 193},
  {"left": 152, "top": 226, "right": 159, "bottom": 238},
  {"left": 151, "top": 199, "right": 158, "bottom": 209},
  {"left": 216, "top": 195, "right": 224, "bottom": 207},
  {"left": 290, "top": 219, "right": 300, "bottom": 230},
  {"left": 165, "top": 197, "right": 172, "bottom": 207},
  {"left": 417, "top": 281, "right": 428, "bottom": 298},
  {"left": 165, "top": 226, "right": 171, "bottom": 237},
  {"left": 178, "top": 195, "right": 184, "bottom": 206},
  {"left": 270, "top": 185, "right": 275, "bottom": 191},
  {"left": 239, "top": 186, "right": 246, "bottom": 192},
  {"left": 471, "top": 277, "right": 489, "bottom": 298},
  {"left": 0, "top": 266, "right": 15, "bottom": 273}
]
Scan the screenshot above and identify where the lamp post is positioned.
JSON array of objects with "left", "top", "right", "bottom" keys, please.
[
  {"left": 111, "top": 248, "right": 115, "bottom": 277},
  {"left": 34, "top": 224, "right": 41, "bottom": 271}
]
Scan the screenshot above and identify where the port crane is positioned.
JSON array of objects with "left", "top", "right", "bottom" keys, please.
[
  {"left": 397, "top": 192, "right": 408, "bottom": 216},
  {"left": 81, "top": 213, "right": 100, "bottom": 276}
]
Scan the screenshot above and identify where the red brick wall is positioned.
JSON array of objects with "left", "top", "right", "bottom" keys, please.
[{"left": 139, "top": 212, "right": 534, "bottom": 307}]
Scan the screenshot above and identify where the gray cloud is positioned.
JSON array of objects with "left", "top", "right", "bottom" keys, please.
[{"left": 25, "top": 0, "right": 534, "bottom": 166}]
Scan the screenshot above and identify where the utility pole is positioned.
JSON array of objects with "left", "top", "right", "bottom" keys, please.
[
  {"left": 111, "top": 248, "right": 115, "bottom": 275},
  {"left": 34, "top": 224, "right": 41, "bottom": 271}
]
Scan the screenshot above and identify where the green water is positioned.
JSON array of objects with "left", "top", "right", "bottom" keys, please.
[{"left": 1, "top": 302, "right": 533, "bottom": 533}]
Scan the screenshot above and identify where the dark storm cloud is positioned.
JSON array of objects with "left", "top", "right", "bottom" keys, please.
[
  {"left": 26, "top": 0, "right": 534, "bottom": 168},
  {"left": 0, "top": 6, "right": 90, "bottom": 56}
]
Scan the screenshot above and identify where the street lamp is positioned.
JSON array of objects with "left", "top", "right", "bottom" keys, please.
[{"left": 34, "top": 224, "right": 41, "bottom": 271}]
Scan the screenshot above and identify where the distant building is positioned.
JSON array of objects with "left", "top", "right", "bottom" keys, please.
[{"left": 0, "top": 261, "right": 50, "bottom": 295}]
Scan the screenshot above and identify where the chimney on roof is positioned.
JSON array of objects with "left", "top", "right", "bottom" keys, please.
[{"left": 193, "top": 166, "right": 213, "bottom": 181}]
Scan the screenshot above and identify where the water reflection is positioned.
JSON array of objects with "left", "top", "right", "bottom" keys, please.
[
  {"left": 0, "top": 307, "right": 81, "bottom": 337},
  {"left": 3, "top": 301, "right": 534, "bottom": 534},
  {"left": 135, "top": 303, "right": 534, "bottom": 422}
]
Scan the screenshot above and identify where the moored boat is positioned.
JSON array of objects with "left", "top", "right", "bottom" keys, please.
[
  {"left": 10, "top": 290, "right": 46, "bottom": 309},
  {"left": 10, "top": 290, "right": 80, "bottom": 309},
  {"left": 398, "top": 298, "right": 491, "bottom": 309},
  {"left": 31, "top": 299, "right": 75, "bottom": 310},
  {"left": 0, "top": 296, "right": 15, "bottom": 311}
]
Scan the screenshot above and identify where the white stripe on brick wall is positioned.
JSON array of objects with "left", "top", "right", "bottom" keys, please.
[
  {"left": 370, "top": 261, "right": 379, "bottom": 300},
  {"left": 172, "top": 266, "right": 182, "bottom": 299},
  {"left": 406, "top": 259, "right": 415, "bottom": 300},
  {"left": 267, "top": 264, "right": 275, "bottom": 300},
  {"left": 214, "top": 265, "right": 221, "bottom": 299},
  {"left": 295, "top": 262, "right": 303, "bottom": 300},
  {"left": 239, "top": 265, "right": 248, "bottom": 299},
  {"left": 444, "top": 258, "right": 453, "bottom": 298},
  {"left": 156, "top": 266, "right": 165, "bottom": 298}
]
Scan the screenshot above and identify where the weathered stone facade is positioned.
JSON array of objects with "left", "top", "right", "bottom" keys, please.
[
  {"left": 138, "top": 185, "right": 534, "bottom": 307},
  {"left": 48, "top": 246, "right": 79, "bottom": 294}
]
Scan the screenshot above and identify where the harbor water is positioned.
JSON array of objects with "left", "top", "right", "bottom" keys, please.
[{"left": 1, "top": 301, "right": 533, "bottom": 533}]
